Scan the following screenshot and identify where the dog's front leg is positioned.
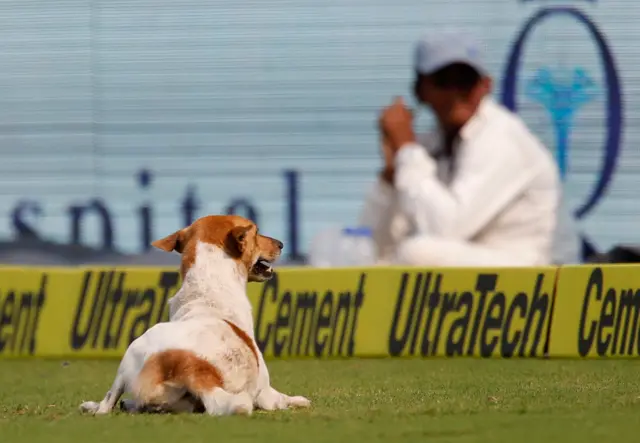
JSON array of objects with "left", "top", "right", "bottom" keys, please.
[
  {"left": 254, "top": 352, "right": 310, "bottom": 411},
  {"left": 255, "top": 386, "right": 310, "bottom": 411}
]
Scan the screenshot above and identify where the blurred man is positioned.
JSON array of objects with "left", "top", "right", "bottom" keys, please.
[{"left": 359, "top": 32, "right": 581, "bottom": 266}]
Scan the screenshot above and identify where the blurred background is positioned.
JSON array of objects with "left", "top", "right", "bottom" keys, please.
[{"left": 0, "top": 0, "right": 636, "bottom": 267}]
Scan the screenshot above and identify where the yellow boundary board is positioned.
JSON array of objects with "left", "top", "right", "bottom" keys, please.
[
  {"left": 0, "top": 264, "right": 637, "bottom": 358},
  {"left": 549, "top": 264, "right": 640, "bottom": 358}
]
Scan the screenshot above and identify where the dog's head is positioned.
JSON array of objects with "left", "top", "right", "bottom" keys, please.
[{"left": 151, "top": 214, "right": 283, "bottom": 282}]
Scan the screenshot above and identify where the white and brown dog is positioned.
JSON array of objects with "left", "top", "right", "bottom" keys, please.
[{"left": 79, "top": 214, "right": 311, "bottom": 416}]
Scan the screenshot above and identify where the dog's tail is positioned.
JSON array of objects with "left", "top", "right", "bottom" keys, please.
[{"left": 132, "top": 349, "right": 252, "bottom": 415}]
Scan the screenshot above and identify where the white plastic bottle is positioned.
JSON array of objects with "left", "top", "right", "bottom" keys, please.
[
  {"left": 308, "top": 226, "right": 377, "bottom": 268},
  {"left": 337, "top": 227, "right": 376, "bottom": 267},
  {"left": 308, "top": 226, "right": 343, "bottom": 267}
]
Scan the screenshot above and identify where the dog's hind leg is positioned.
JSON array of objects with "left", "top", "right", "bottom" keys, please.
[
  {"left": 94, "top": 374, "right": 126, "bottom": 415},
  {"left": 79, "top": 374, "right": 125, "bottom": 415}
]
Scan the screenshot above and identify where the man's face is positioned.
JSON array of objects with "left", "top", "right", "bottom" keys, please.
[{"left": 413, "top": 64, "right": 491, "bottom": 130}]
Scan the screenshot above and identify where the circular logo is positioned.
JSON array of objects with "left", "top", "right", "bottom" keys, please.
[{"left": 501, "top": 6, "right": 623, "bottom": 219}]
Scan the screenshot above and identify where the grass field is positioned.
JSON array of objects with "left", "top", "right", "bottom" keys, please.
[{"left": 1, "top": 358, "right": 639, "bottom": 442}]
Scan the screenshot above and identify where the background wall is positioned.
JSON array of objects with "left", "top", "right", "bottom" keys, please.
[{"left": 0, "top": 0, "right": 635, "bottom": 261}]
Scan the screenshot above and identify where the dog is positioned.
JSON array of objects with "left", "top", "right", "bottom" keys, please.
[{"left": 79, "top": 214, "right": 311, "bottom": 416}]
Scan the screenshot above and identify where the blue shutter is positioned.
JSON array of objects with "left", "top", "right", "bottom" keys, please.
[{"left": 0, "top": 0, "right": 634, "bottom": 255}]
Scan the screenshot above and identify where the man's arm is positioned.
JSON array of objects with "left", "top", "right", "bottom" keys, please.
[
  {"left": 358, "top": 174, "right": 409, "bottom": 262},
  {"left": 393, "top": 140, "right": 538, "bottom": 240},
  {"left": 357, "top": 129, "right": 414, "bottom": 262}
]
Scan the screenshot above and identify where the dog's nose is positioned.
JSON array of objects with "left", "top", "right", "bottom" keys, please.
[{"left": 275, "top": 240, "right": 284, "bottom": 250}]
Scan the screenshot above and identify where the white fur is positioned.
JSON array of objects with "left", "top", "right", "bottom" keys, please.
[{"left": 79, "top": 241, "right": 311, "bottom": 416}]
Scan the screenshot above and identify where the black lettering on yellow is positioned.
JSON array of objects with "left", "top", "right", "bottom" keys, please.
[
  {"left": 577, "top": 267, "right": 640, "bottom": 356},
  {"left": 129, "top": 289, "right": 156, "bottom": 344},
  {"left": 597, "top": 288, "right": 616, "bottom": 356},
  {"left": 501, "top": 293, "right": 527, "bottom": 357},
  {"left": 387, "top": 271, "right": 551, "bottom": 358},
  {"left": 432, "top": 291, "right": 456, "bottom": 356},
  {"left": 578, "top": 267, "right": 601, "bottom": 356},
  {"left": 0, "top": 292, "right": 16, "bottom": 350},
  {"left": 613, "top": 288, "right": 640, "bottom": 355},
  {"left": 70, "top": 270, "right": 180, "bottom": 351},
  {"left": 388, "top": 272, "right": 424, "bottom": 356},
  {"left": 518, "top": 274, "right": 550, "bottom": 357},
  {"left": 314, "top": 292, "right": 333, "bottom": 355},
  {"left": 408, "top": 273, "right": 432, "bottom": 355},
  {"left": 330, "top": 291, "right": 357, "bottom": 355},
  {"left": 422, "top": 276, "right": 441, "bottom": 355},
  {"left": 467, "top": 274, "right": 496, "bottom": 356},
  {"left": 0, "top": 274, "right": 47, "bottom": 355},
  {"left": 71, "top": 271, "right": 104, "bottom": 349},
  {"left": 156, "top": 272, "right": 179, "bottom": 323},
  {"left": 254, "top": 273, "right": 366, "bottom": 357},
  {"left": 409, "top": 272, "right": 432, "bottom": 353},
  {"left": 255, "top": 275, "right": 276, "bottom": 351},
  {"left": 102, "top": 273, "right": 125, "bottom": 349},
  {"left": 275, "top": 291, "right": 292, "bottom": 355},
  {"left": 91, "top": 271, "right": 116, "bottom": 348},
  {"left": 114, "top": 288, "right": 141, "bottom": 348},
  {"left": 480, "top": 292, "right": 505, "bottom": 357},
  {"left": 445, "top": 291, "right": 473, "bottom": 356},
  {"left": 288, "top": 290, "right": 316, "bottom": 355},
  {"left": 519, "top": 274, "right": 551, "bottom": 357}
]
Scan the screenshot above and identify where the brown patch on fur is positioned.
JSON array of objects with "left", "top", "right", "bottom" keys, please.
[
  {"left": 151, "top": 214, "right": 283, "bottom": 280},
  {"left": 134, "top": 349, "right": 223, "bottom": 406},
  {"left": 224, "top": 320, "right": 259, "bottom": 367}
]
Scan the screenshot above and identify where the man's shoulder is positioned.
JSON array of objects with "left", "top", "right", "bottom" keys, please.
[
  {"left": 481, "top": 98, "right": 560, "bottom": 175},
  {"left": 483, "top": 98, "right": 526, "bottom": 128},
  {"left": 482, "top": 98, "right": 549, "bottom": 150},
  {"left": 485, "top": 99, "right": 540, "bottom": 139}
]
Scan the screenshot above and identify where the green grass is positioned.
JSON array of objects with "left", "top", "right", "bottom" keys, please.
[{"left": 1, "top": 359, "right": 639, "bottom": 442}]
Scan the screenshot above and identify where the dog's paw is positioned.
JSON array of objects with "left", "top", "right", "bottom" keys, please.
[
  {"left": 255, "top": 388, "right": 286, "bottom": 411},
  {"left": 79, "top": 401, "right": 99, "bottom": 415},
  {"left": 231, "top": 392, "right": 254, "bottom": 416},
  {"left": 287, "top": 395, "right": 311, "bottom": 409}
]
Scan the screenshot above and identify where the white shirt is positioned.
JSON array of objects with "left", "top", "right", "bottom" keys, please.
[{"left": 359, "top": 97, "right": 581, "bottom": 266}]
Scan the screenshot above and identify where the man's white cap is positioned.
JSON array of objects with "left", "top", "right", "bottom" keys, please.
[{"left": 413, "top": 31, "right": 487, "bottom": 76}]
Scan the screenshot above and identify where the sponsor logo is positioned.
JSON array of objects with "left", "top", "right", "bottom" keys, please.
[
  {"left": 388, "top": 272, "right": 552, "bottom": 357},
  {"left": 0, "top": 274, "right": 47, "bottom": 355},
  {"left": 70, "top": 270, "right": 180, "bottom": 350},
  {"left": 502, "top": 1, "right": 623, "bottom": 220},
  {"left": 578, "top": 267, "right": 640, "bottom": 356},
  {"left": 254, "top": 272, "right": 366, "bottom": 357},
  {"left": 11, "top": 169, "right": 303, "bottom": 259}
]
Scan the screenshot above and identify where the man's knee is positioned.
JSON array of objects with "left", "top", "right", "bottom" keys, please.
[
  {"left": 394, "top": 236, "right": 520, "bottom": 267},
  {"left": 395, "top": 236, "right": 444, "bottom": 266}
]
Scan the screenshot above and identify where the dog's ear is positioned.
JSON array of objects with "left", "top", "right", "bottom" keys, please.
[
  {"left": 152, "top": 230, "right": 185, "bottom": 253},
  {"left": 228, "top": 225, "right": 252, "bottom": 254}
]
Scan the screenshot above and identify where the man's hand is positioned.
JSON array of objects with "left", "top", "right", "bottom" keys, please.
[{"left": 378, "top": 97, "right": 416, "bottom": 152}]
